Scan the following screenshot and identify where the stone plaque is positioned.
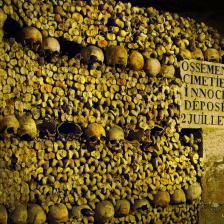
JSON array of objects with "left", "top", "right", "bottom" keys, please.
[{"left": 180, "top": 59, "right": 224, "bottom": 128}]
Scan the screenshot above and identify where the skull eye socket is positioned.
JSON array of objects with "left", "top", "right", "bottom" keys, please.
[
  {"left": 141, "top": 205, "right": 148, "bottom": 211},
  {"left": 81, "top": 208, "right": 93, "bottom": 216},
  {"left": 89, "top": 55, "right": 98, "bottom": 63},
  {"left": 7, "top": 127, "right": 14, "bottom": 134},
  {"left": 209, "top": 56, "right": 219, "bottom": 62},
  {"left": 21, "top": 134, "right": 32, "bottom": 141},
  {"left": 101, "top": 135, "right": 106, "bottom": 141},
  {"left": 109, "top": 140, "right": 117, "bottom": 145},
  {"left": 89, "top": 136, "right": 98, "bottom": 143}
]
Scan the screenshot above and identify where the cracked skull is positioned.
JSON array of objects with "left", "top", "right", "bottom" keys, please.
[
  {"left": 18, "top": 116, "right": 38, "bottom": 140},
  {"left": 191, "top": 48, "right": 204, "bottom": 60},
  {"left": 81, "top": 45, "right": 104, "bottom": 66},
  {"left": 105, "top": 45, "right": 128, "bottom": 68},
  {"left": 108, "top": 125, "right": 124, "bottom": 151},
  {"left": 42, "top": 37, "right": 60, "bottom": 54},
  {"left": 0, "top": 115, "right": 20, "bottom": 137},
  {"left": 20, "top": 26, "right": 42, "bottom": 51},
  {"left": 204, "top": 48, "right": 220, "bottom": 62},
  {"left": 85, "top": 123, "right": 106, "bottom": 147}
]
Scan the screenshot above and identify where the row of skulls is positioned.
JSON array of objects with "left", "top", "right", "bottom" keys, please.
[
  {"left": 20, "top": 26, "right": 222, "bottom": 68},
  {"left": 0, "top": 115, "right": 125, "bottom": 149},
  {"left": 0, "top": 183, "right": 202, "bottom": 224},
  {"left": 3, "top": 23, "right": 222, "bottom": 78}
]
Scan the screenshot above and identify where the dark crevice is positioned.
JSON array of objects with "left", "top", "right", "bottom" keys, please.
[
  {"left": 3, "top": 16, "right": 21, "bottom": 39},
  {"left": 58, "top": 37, "right": 82, "bottom": 58}
]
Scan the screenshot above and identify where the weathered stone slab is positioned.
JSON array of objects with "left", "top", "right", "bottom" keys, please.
[
  {"left": 180, "top": 60, "right": 224, "bottom": 128},
  {"left": 199, "top": 204, "right": 224, "bottom": 224},
  {"left": 202, "top": 128, "right": 224, "bottom": 203}
]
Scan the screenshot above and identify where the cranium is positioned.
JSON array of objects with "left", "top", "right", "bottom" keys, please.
[
  {"left": 191, "top": 48, "right": 204, "bottom": 60},
  {"left": 47, "top": 204, "right": 68, "bottom": 224},
  {"left": 105, "top": 45, "right": 128, "bottom": 69},
  {"left": 85, "top": 123, "right": 106, "bottom": 147},
  {"left": 57, "top": 122, "right": 83, "bottom": 140},
  {"left": 71, "top": 205, "right": 93, "bottom": 221},
  {"left": 185, "top": 182, "right": 202, "bottom": 202},
  {"left": 81, "top": 45, "right": 104, "bottom": 66},
  {"left": 144, "top": 58, "right": 161, "bottom": 77},
  {"left": 37, "top": 119, "right": 57, "bottom": 139},
  {"left": 108, "top": 125, "right": 124, "bottom": 151},
  {"left": 42, "top": 37, "right": 60, "bottom": 53},
  {"left": 95, "top": 200, "right": 114, "bottom": 224},
  {"left": 20, "top": 26, "right": 42, "bottom": 51},
  {"left": 0, "top": 205, "right": 7, "bottom": 224},
  {"left": 0, "top": 115, "right": 20, "bottom": 136},
  {"left": 18, "top": 116, "right": 38, "bottom": 140},
  {"left": 128, "top": 50, "right": 144, "bottom": 71},
  {"left": 153, "top": 191, "right": 170, "bottom": 207},
  {"left": 204, "top": 48, "right": 220, "bottom": 62},
  {"left": 115, "top": 199, "right": 130, "bottom": 217},
  {"left": 0, "top": 9, "right": 7, "bottom": 28},
  {"left": 27, "top": 204, "right": 46, "bottom": 224},
  {"left": 11, "top": 204, "right": 28, "bottom": 224},
  {"left": 171, "top": 189, "right": 186, "bottom": 204},
  {"left": 160, "top": 64, "right": 175, "bottom": 78},
  {"left": 133, "top": 199, "right": 151, "bottom": 212},
  {"left": 179, "top": 48, "right": 192, "bottom": 60}
]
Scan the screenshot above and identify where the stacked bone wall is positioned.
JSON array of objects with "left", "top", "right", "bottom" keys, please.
[{"left": 0, "top": 0, "right": 223, "bottom": 223}]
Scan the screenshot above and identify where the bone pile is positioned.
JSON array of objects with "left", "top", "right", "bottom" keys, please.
[{"left": 0, "top": 0, "right": 223, "bottom": 223}]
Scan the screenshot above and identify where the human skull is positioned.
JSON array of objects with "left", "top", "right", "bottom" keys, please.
[
  {"left": 71, "top": 205, "right": 93, "bottom": 221},
  {"left": 18, "top": 116, "right": 38, "bottom": 140},
  {"left": 185, "top": 182, "right": 202, "bottom": 202},
  {"left": 81, "top": 45, "right": 104, "bottom": 66},
  {"left": 85, "top": 123, "right": 106, "bottom": 147},
  {"left": 105, "top": 45, "right": 128, "bottom": 68},
  {"left": 20, "top": 26, "right": 42, "bottom": 51},
  {"left": 57, "top": 122, "right": 83, "bottom": 140},
  {"left": 115, "top": 199, "right": 130, "bottom": 217},
  {"left": 153, "top": 191, "right": 170, "bottom": 207},
  {"left": 108, "top": 125, "right": 124, "bottom": 151},
  {"left": 171, "top": 189, "right": 186, "bottom": 204},
  {"left": 42, "top": 37, "right": 60, "bottom": 53},
  {"left": 128, "top": 51, "right": 144, "bottom": 71},
  {"left": 37, "top": 119, "right": 57, "bottom": 139},
  {"left": 95, "top": 200, "right": 114, "bottom": 224},
  {"left": 0, "top": 205, "right": 7, "bottom": 224},
  {"left": 47, "top": 204, "right": 68, "bottom": 224},
  {"left": 0, "top": 115, "right": 20, "bottom": 136},
  {"left": 0, "top": 9, "right": 7, "bottom": 28},
  {"left": 133, "top": 199, "right": 151, "bottom": 212},
  {"left": 27, "top": 204, "right": 46, "bottom": 224},
  {"left": 160, "top": 64, "right": 175, "bottom": 78},
  {"left": 11, "top": 204, "right": 28, "bottom": 224},
  {"left": 191, "top": 48, "right": 204, "bottom": 60},
  {"left": 179, "top": 48, "right": 192, "bottom": 60},
  {"left": 144, "top": 58, "right": 161, "bottom": 77},
  {"left": 204, "top": 48, "right": 220, "bottom": 62}
]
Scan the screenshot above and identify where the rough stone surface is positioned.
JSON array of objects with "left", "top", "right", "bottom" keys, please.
[
  {"left": 199, "top": 204, "right": 224, "bottom": 224},
  {"left": 200, "top": 128, "right": 224, "bottom": 224},
  {"left": 202, "top": 128, "right": 224, "bottom": 204}
]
